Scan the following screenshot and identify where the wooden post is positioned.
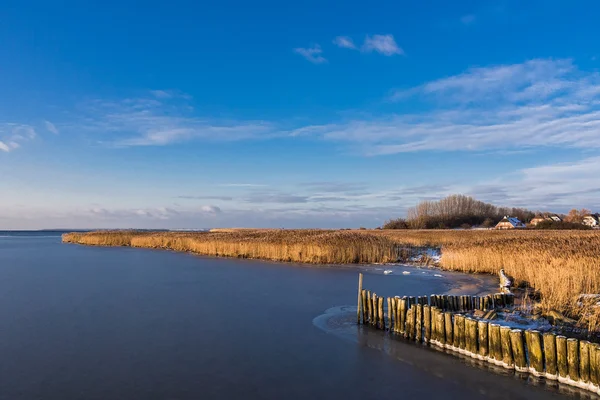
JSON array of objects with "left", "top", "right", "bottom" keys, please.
[
  {"left": 556, "top": 336, "right": 568, "bottom": 380},
  {"left": 510, "top": 329, "right": 527, "bottom": 371},
  {"left": 590, "top": 344, "right": 600, "bottom": 387},
  {"left": 528, "top": 330, "right": 544, "bottom": 375},
  {"left": 488, "top": 324, "right": 501, "bottom": 362},
  {"left": 408, "top": 296, "right": 416, "bottom": 308},
  {"left": 580, "top": 340, "right": 591, "bottom": 384},
  {"left": 543, "top": 333, "right": 558, "bottom": 378},
  {"left": 404, "top": 307, "right": 413, "bottom": 339},
  {"left": 442, "top": 295, "right": 448, "bottom": 311},
  {"left": 452, "top": 312, "right": 460, "bottom": 347},
  {"left": 483, "top": 296, "right": 489, "bottom": 311},
  {"left": 465, "top": 318, "right": 478, "bottom": 354},
  {"left": 567, "top": 338, "right": 580, "bottom": 381},
  {"left": 361, "top": 290, "right": 368, "bottom": 325},
  {"left": 378, "top": 296, "right": 385, "bottom": 330},
  {"left": 444, "top": 312, "right": 453, "bottom": 347},
  {"left": 367, "top": 290, "right": 373, "bottom": 325},
  {"left": 423, "top": 305, "right": 431, "bottom": 343},
  {"left": 387, "top": 297, "right": 394, "bottom": 332},
  {"left": 436, "top": 312, "right": 446, "bottom": 345},
  {"left": 478, "top": 320, "right": 489, "bottom": 358},
  {"left": 357, "top": 273, "right": 363, "bottom": 324},
  {"left": 457, "top": 315, "right": 466, "bottom": 350},
  {"left": 500, "top": 326, "right": 513, "bottom": 367},
  {"left": 416, "top": 304, "right": 423, "bottom": 342},
  {"left": 400, "top": 297, "right": 407, "bottom": 334},
  {"left": 371, "top": 293, "right": 377, "bottom": 327}
]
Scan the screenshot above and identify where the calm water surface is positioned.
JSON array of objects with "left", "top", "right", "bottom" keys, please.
[{"left": 0, "top": 232, "right": 580, "bottom": 399}]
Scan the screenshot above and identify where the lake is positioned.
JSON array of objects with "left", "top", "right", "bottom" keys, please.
[{"left": 0, "top": 232, "right": 575, "bottom": 399}]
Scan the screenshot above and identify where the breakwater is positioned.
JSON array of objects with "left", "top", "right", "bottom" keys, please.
[{"left": 357, "top": 273, "right": 600, "bottom": 395}]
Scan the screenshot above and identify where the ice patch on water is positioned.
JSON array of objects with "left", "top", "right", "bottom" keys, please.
[{"left": 402, "top": 271, "right": 411, "bottom": 275}]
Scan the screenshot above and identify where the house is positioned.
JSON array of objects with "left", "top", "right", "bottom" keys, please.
[
  {"left": 529, "top": 217, "right": 546, "bottom": 227},
  {"left": 549, "top": 215, "right": 562, "bottom": 222},
  {"left": 583, "top": 214, "right": 600, "bottom": 228},
  {"left": 495, "top": 216, "right": 526, "bottom": 230}
]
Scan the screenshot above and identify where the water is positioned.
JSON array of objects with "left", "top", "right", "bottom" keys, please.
[{"left": 0, "top": 232, "right": 580, "bottom": 399}]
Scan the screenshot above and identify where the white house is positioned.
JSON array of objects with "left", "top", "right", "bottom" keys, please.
[
  {"left": 495, "top": 216, "right": 526, "bottom": 230},
  {"left": 583, "top": 214, "right": 599, "bottom": 228}
]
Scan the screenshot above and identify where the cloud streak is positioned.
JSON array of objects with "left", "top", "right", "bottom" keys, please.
[
  {"left": 362, "top": 34, "right": 404, "bottom": 56},
  {"left": 333, "top": 36, "right": 357, "bottom": 49},
  {"left": 294, "top": 45, "right": 327, "bottom": 64},
  {"left": 0, "top": 123, "right": 37, "bottom": 152}
]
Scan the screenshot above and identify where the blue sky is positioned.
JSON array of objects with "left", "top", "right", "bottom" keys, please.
[{"left": 1, "top": 0, "right": 600, "bottom": 229}]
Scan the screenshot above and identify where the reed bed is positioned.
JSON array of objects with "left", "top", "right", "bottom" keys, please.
[
  {"left": 63, "top": 229, "right": 600, "bottom": 327},
  {"left": 62, "top": 230, "right": 398, "bottom": 264}
]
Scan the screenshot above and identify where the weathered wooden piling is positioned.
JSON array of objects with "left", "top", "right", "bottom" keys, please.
[
  {"left": 543, "top": 333, "right": 558, "bottom": 378},
  {"left": 465, "top": 318, "right": 478, "bottom": 354},
  {"left": 378, "top": 296, "right": 384, "bottom": 330},
  {"left": 399, "top": 297, "right": 407, "bottom": 333},
  {"left": 430, "top": 307, "right": 438, "bottom": 341},
  {"left": 423, "top": 305, "right": 431, "bottom": 343},
  {"left": 408, "top": 296, "right": 416, "bottom": 308},
  {"left": 416, "top": 304, "right": 423, "bottom": 342},
  {"left": 527, "top": 330, "right": 544, "bottom": 375},
  {"left": 367, "top": 290, "right": 373, "bottom": 325},
  {"left": 500, "top": 326, "right": 513, "bottom": 367},
  {"left": 488, "top": 324, "right": 501, "bottom": 361},
  {"left": 556, "top": 335, "right": 568, "bottom": 380},
  {"left": 357, "top": 273, "right": 363, "bottom": 324},
  {"left": 478, "top": 320, "right": 489, "bottom": 358},
  {"left": 409, "top": 304, "right": 417, "bottom": 340},
  {"left": 387, "top": 297, "right": 394, "bottom": 332},
  {"left": 580, "top": 340, "right": 591, "bottom": 383},
  {"left": 483, "top": 296, "right": 489, "bottom": 311},
  {"left": 457, "top": 315, "right": 466, "bottom": 350},
  {"left": 436, "top": 312, "right": 446, "bottom": 345},
  {"left": 361, "top": 290, "right": 368, "bottom": 324},
  {"left": 452, "top": 311, "right": 460, "bottom": 347},
  {"left": 590, "top": 345, "right": 600, "bottom": 387},
  {"left": 371, "top": 293, "right": 377, "bottom": 327},
  {"left": 567, "top": 338, "right": 580, "bottom": 381},
  {"left": 510, "top": 329, "right": 527, "bottom": 371},
  {"left": 444, "top": 312, "right": 453, "bottom": 347}
]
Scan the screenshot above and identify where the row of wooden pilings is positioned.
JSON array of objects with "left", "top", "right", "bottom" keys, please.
[{"left": 356, "top": 273, "right": 600, "bottom": 394}]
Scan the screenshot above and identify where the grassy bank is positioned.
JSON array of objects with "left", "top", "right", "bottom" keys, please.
[
  {"left": 63, "top": 229, "right": 600, "bottom": 329},
  {"left": 62, "top": 229, "right": 398, "bottom": 264}
]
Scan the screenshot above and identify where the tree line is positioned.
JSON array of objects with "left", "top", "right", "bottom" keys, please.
[{"left": 383, "top": 194, "right": 536, "bottom": 229}]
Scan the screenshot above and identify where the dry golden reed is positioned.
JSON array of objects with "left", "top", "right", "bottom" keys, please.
[{"left": 63, "top": 229, "right": 600, "bottom": 325}]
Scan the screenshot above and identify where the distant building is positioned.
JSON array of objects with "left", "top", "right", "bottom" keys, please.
[
  {"left": 495, "top": 216, "right": 526, "bottom": 230},
  {"left": 583, "top": 214, "right": 600, "bottom": 228},
  {"left": 549, "top": 215, "right": 562, "bottom": 222},
  {"left": 529, "top": 217, "right": 546, "bottom": 227}
]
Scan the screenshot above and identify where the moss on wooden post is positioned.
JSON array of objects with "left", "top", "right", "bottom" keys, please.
[
  {"left": 436, "top": 312, "right": 446, "bottom": 345},
  {"left": 510, "top": 329, "right": 527, "bottom": 371},
  {"left": 478, "top": 320, "right": 489, "bottom": 358},
  {"left": 465, "top": 318, "right": 478, "bottom": 354},
  {"left": 528, "top": 330, "right": 544, "bottom": 375},
  {"left": 452, "top": 312, "right": 460, "bottom": 347},
  {"left": 580, "top": 340, "right": 591, "bottom": 383},
  {"left": 543, "top": 333, "right": 557, "bottom": 378},
  {"left": 590, "top": 344, "right": 600, "bottom": 387},
  {"left": 489, "top": 324, "right": 501, "bottom": 362},
  {"left": 500, "top": 326, "right": 513, "bottom": 367},
  {"left": 409, "top": 304, "right": 417, "bottom": 340},
  {"left": 361, "top": 290, "right": 368, "bottom": 325},
  {"left": 458, "top": 315, "right": 466, "bottom": 350},
  {"left": 567, "top": 338, "right": 580, "bottom": 381},
  {"left": 556, "top": 335, "right": 568, "bottom": 379}
]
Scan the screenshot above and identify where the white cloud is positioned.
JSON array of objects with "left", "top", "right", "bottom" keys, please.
[
  {"left": 290, "top": 59, "right": 600, "bottom": 154},
  {"left": 294, "top": 45, "right": 327, "bottom": 64},
  {"left": 44, "top": 120, "right": 59, "bottom": 134},
  {"left": 0, "top": 123, "right": 37, "bottom": 152},
  {"left": 362, "top": 34, "right": 404, "bottom": 56},
  {"left": 333, "top": 36, "right": 357, "bottom": 50},
  {"left": 68, "top": 96, "right": 277, "bottom": 147}
]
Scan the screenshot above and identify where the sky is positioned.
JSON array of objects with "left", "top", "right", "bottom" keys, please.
[{"left": 1, "top": 0, "right": 600, "bottom": 229}]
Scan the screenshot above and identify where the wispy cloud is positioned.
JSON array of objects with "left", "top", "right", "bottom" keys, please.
[
  {"left": 218, "top": 183, "right": 267, "bottom": 188},
  {"left": 294, "top": 45, "right": 327, "bottom": 64},
  {"left": 178, "top": 195, "right": 234, "bottom": 201},
  {"left": 0, "top": 123, "right": 37, "bottom": 152},
  {"left": 150, "top": 89, "right": 192, "bottom": 100},
  {"left": 290, "top": 59, "right": 600, "bottom": 154},
  {"left": 68, "top": 96, "right": 277, "bottom": 147},
  {"left": 333, "top": 36, "right": 357, "bottom": 50},
  {"left": 362, "top": 34, "right": 404, "bottom": 56},
  {"left": 44, "top": 120, "right": 59, "bottom": 134}
]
